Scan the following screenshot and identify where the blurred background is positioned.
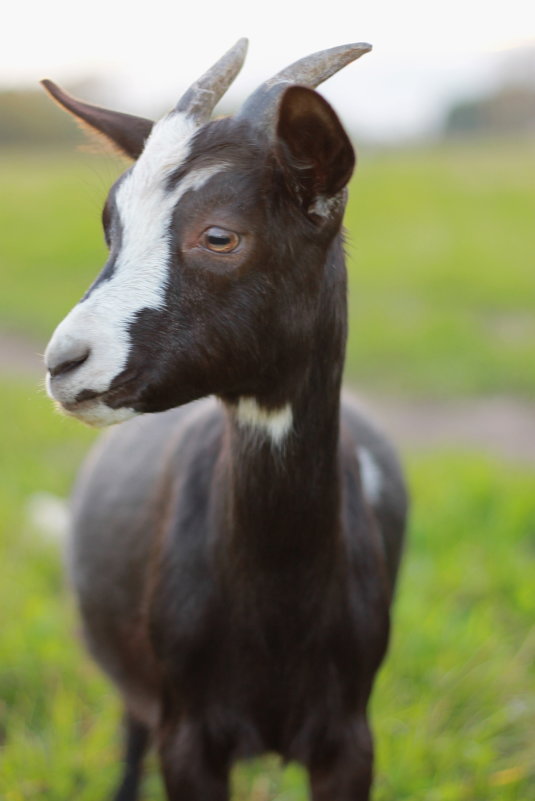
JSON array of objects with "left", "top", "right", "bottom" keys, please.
[{"left": 1, "top": 1, "right": 534, "bottom": 798}]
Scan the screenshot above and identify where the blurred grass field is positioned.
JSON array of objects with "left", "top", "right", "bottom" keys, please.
[
  {"left": 0, "top": 139, "right": 534, "bottom": 799},
  {"left": 346, "top": 139, "right": 535, "bottom": 397}
]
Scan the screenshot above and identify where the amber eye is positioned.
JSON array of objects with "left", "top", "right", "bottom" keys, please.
[{"left": 201, "top": 227, "right": 240, "bottom": 253}]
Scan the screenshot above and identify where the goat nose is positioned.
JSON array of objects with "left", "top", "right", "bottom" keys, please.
[{"left": 47, "top": 345, "right": 91, "bottom": 378}]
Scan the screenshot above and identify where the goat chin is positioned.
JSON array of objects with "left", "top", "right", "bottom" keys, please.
[{"left": 55, "top": 397, "right": 136, "bottom": 428}]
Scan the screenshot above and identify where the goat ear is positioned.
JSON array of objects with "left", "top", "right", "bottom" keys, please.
[
  {"left": 41, "top": 80, "right": 154, "bottom": 160},
  {"left": 276, "top": 85, "right": 355, "bottom": 212}
]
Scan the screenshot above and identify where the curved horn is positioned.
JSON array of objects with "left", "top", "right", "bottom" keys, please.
[
  {"left": 238, "top": 42, "right": 372, "bottom": 129},
  {"left": 174, "top": 38, "right": 248, "bottom": 123},
  {"left": 40, "top": 79, "right": 154, "bottom": 159}
]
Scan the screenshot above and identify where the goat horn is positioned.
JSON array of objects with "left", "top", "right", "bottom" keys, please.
[
  {"left": 175, "top": 38, "right": 248, "bottom": 123},
  {"left": 238, "top": 42, "right": 371, "bottom": 128}
]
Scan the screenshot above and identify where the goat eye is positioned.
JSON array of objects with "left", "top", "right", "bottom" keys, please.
[{"left": 201, "top": 227, "right": 240, "bottom": 253}]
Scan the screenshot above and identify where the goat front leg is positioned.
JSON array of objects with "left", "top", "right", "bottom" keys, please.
[
  {"left": 112, "top": 713, "right": 151, "bottom": 801},
  {"left": 308, "top": 718, "right": 374, "bottom": 801},
  {"left": 158, "top": 717, "right": 231, "bottom": 801}
]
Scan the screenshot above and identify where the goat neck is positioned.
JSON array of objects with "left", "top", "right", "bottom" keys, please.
[{"left": 217, "top": 235, "right": 348, "bottom": 561}]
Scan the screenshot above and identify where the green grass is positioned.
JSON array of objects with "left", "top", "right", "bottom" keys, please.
[
  {"left": 0, "top": 377, "right": 534, "bottom": 799},
  {"left": 345, "top": 138, "right": 535, "bottom": 397},
  {"left": 1, "top": 140, "right": 534, "bottom": 396},
  {"left": 0, "top": 149, "right": 123, "bottom": 340}
]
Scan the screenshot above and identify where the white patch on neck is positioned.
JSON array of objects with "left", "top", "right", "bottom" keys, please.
[
  {"left": 357, "top": 446, "right": 382, "bottom": 506},
  {"left": 45, "top": 112, "right": 229, "bottom": 416},
  {"left": 236, "top": 397, "right": 293, "bottom": 445}
]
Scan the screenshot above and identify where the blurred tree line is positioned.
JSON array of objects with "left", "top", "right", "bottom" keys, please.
[
  {"left": 444, "top": 44, "right": 535, "bottom": 137},
  {"left": 445, "top": 85, "right": 535, "bottom": 136},
  {"left": 1, "top": 45, "right": 534, "bottom": 146},
  {"left": 0, "top": 79, "right": 104, "bottom": 147},
  {"left": 0, "top": 89, "right": 74, "bottom": 146}
]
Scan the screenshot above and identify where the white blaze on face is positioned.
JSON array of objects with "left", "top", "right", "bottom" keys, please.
[{"left": 45, "top": 112, "right": 228, "bottom": 418}]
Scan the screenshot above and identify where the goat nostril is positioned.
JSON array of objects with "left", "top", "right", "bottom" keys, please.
[{"left": 48, "top": 349, "right": 90, "bottom": 379}]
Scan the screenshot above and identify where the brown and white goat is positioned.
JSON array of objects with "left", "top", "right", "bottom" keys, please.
[{"left": 43, "top": 40, "right": 408, "bottom": 801}]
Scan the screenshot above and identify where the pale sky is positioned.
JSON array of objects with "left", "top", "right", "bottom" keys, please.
[{"left": 3, "top": 0, "right": 535, "bottom": 140}]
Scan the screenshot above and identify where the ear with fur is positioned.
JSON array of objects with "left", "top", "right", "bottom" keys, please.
[
  {"left": 41, "top": 80, "right": 154, "bottom": 160},
  {"left": 276, "top": 85, "right": 355, "bottom": 215}
]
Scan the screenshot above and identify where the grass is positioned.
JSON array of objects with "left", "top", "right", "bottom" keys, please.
[
  {"left": 0, "top": 148, "right": 124, "bottom": 341},
  {"left": 0, "top": 377, "right": 534, "bottom": 799},
  {"left": 345, "top": 138, "right": 535, "bottom": 396},
  {"left": 1, "top": 139, "right": 535, "bottom": 397}
]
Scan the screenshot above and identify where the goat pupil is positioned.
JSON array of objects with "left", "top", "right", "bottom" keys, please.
[{"left": 209, "top": 234, "right": 229, "bottom": 246}]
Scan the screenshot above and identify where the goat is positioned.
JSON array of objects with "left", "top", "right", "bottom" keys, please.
[{"left": 43, "top": 39, "right": 408, "bottom": 801}]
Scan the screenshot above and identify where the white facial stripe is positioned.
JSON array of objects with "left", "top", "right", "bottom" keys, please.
[
  {"left": 236, "top": 397, "right": 293, "bottom": 445},
  {"left": 357, "top": 446, "right": 382, "bottom": 506},
  {"left": 45, "top": 112, "right": 230, "bottom": 413}
]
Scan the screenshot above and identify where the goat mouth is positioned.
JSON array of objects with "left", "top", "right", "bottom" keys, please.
[
  {"left": 57, "top": 386, "right": 140, "bottom": 428},
  {"left": 59, "top": 377, "right": 141, "bottom": 415},
  {"left": 74, "top": 374, "right": 138, "bottom": 403}
]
